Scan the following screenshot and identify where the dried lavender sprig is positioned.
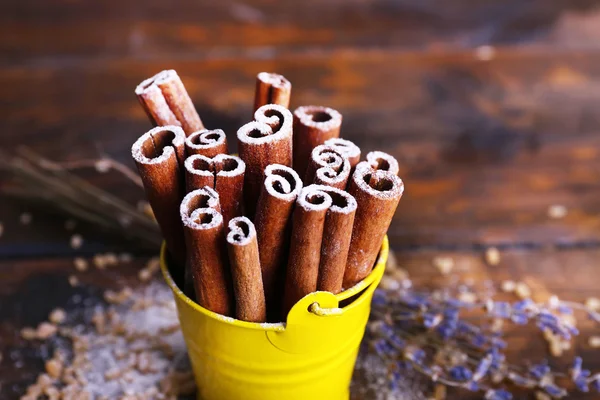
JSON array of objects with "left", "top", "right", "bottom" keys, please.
[
  {"left": 0, "top": 148, "right": 162, "bottom": 248},
  {"left": 370, "top": 282, "right": 600, "bottom": 399}
]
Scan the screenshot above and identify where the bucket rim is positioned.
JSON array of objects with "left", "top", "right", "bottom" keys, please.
[{"left": 160, "top": 235, "right": 388, "bottom": 331}]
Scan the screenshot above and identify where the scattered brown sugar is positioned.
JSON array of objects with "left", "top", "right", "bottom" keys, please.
[
  {"left": 589, "top": 336, "right": 600, "bottom": 348},
  {"left": 484, "top": 247, "right": 501, "bottom": 266},
  {"left": 515, "top": 282, "right": 532, "bottom": 299},
  {"left": 45, "top": 359, "right": 63, "bottom": 379},
  {"left": 74, "top": 257, "right": 88, "bottom": 272},
  {"left": 433, "top": 256, "right": 454, "bottom": 275},
  {"left": 104, "top": 287, "right": 133, "bottom": 304},
  {"left": 21, "top": 327, "right": 37, "bottom": 340},
  {"left": 36, "top": 322, "right": 58, "bottom": 339},
  {"left": 501, "top": 280, "right": 516, "bottom": 293},
  {"left": 49, "top": 308, "right": 67, "bottom": 325},
  {"left": 585, "top": 297, "right": 600, "bottom": 311},
  {"left": 138, "top": 257, "right": 160, "bottom": 282},
  {"left": 547, "top": 204, "right": 567, "bottom": 219}
]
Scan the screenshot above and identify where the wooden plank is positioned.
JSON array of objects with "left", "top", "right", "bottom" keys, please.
[
  {"left": 2, "top": 0, "right": 600, "bottom": 66},
  {"left": 1, "top": 50, "right": 600, "bottom": 255}
]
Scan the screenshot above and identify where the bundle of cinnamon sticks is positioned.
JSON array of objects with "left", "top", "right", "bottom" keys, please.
[{"left": 132, "top": 71, "right": 404, "bottom": 322}]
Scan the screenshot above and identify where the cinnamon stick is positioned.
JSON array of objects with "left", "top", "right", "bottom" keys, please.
[
  {"left": 282, "top": 185, "right": 357, "bottom": 314},
  {"left": 184, "top": 154, "right": 245, "bottom": 224},
  {"left": 283, "top": 185, "right": 332, "bottom": 315},
  {"left": 343, "top": 163, "right": 404, "bottom": 288},
  {"left": 254, "top": 164, "right": 303, "bottom": 315},
  {"left": 316, "top": 187, "right": 357, "bottom": 294},
  {"left": 180, "top": 188, "right": 233, "bottom": 316},
  {"left": 237, "top": 104, "right": 293, "bottom": 218},
  {"left": 324, "top": 138, "right": 361, "bottom": 171},
  {"left": 226, "top": 216, "right": 266, "bottom": 322},
  {"left": 131, "top": 126, "right": 186, "bottom": 268},
  {"left": 185, "top": 129, "right": 228, "bottom": 157},
  {"left": 253, "top": 72, "right": 292, "bottom": 112},
  {"left": 304, "top": 144, "right": 351, "bottom": 189},
  {"left": 293, "top": 106, "right": 342, "bottom": 176},
  {"left": 365, "top": 151, "right": 399, "bottom": 175},
  {"left": 135, "top": 70, "right": 204, "bottom": 135}
]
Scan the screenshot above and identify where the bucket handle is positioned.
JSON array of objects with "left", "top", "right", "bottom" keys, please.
[{"left": 308, "top": 302, "right": 343, "bottom": 316}]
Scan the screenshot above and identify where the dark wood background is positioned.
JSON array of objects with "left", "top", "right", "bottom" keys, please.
[{"left": 1, "top": 0, "right": 600, "bottom": 398}]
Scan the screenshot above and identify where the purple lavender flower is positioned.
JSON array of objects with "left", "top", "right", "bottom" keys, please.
[
  {"left": 449, "top": 366, "right": 473, "bottom": 381},
  {"left": 528, "top": 361, "right": 550, "bottom": 380},
  {"left": 510, "top": 312, "right": 528, "bottom": 325},
  {"left": 473, "top": 355, "right": 493, "bottom": 381},
  {"left": 542, "top": 384, "right": 567, "bottom": 398},
  {"left": 491, "top": 301, "right": 511, "bottom": 319},
  {"left": 464, "top": 380, "right": 480, "bottom": 391},
  {"left": 484, "top": 389, "right": 512, "bottom": 400},
  {"left": 590, "top": 374, "right": 600, "bottom": 392}
]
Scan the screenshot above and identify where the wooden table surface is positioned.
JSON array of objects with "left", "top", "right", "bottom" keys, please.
[{"left": 2, "top": 1, "right": 600, "bottom": 398}]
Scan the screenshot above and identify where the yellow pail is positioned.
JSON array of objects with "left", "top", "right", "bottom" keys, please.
[{"left": 160, "top": 236, "right": 388, "bottom": 400}]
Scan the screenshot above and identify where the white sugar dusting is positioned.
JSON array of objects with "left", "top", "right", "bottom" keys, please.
[
  {"left": 131, "top": 126, "right": 185, "bottom": 165},
  {"left": 353, "top": 162, "right": 404, "bottom": 200},
  {"left": 186, "top": 129, "right": 227, "bottom": 149},
  {"left": 180, "top": 188, "right": 221, "bottom": 229},
  {"left": 297, "top": 184, "right": 356, "bottom": 215},
  {"left": 187, "top": 207, "right": 222, "bottom": 230},
  {"left": 325, "top": 138, "right": 361, "bottom": 160},
  {"left": 366, "top": 151, "right": 400, "bottom": 176},
  {"left": 264, "top": 164, "right": 303, "bottom": 200},
  {"left": 294, "top": 105, "right": 342, "bottom": 131},
  {"left": 184, "top": 154, "right": 214, "bottom": 175},
  {"left": 238, "top": 104, "right": 293, "bottom": 145},
  {"left": 214, "top": 154, "right": 245, "bottom": 177},
  {"left": 257, "top": 72, "right": 291, "bottom": 90},
  {"left": 134, "top": 72, "right": 163, "bottom": 95},
  {"left": 312, "top": 145, "right": 351, "bottom": 186},
  {"left": 153, "top": 69, "right": 180, "bottom": 86},
  {"left": 226, "top": 217, "right": 256, "bottom": 246},
  {"left": 298, "top": 185, "right": 334, "bottom": 212}
]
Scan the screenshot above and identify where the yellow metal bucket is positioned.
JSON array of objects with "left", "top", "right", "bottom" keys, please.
[{"left": 160, "top": 236, "right": 388, "bottom": 400}]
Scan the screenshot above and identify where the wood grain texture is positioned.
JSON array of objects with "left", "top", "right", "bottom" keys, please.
[
  {"left": 2, "top": 0, "right": 600, "bottom": 66},
  {"left": 2, "top": 50, "right": 600, "bottom": 253},
  {"left": 2, "top": 1, "right": 600, "bottom": 398}
]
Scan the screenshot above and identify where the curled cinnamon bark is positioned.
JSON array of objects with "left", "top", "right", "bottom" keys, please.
[
  {"left": 283, "top": 185, "right": 332, "bottom": 315},
  {"left": 293, "top": 106, "right": 342, "bottom": 176},
  {"left": 185, "top": 129, "right": 228, "bottom": 158},
  {"left": 324, "top": 138, "right": 361, "bottom": 171},
  {"left": 365, "top": 151, "right": 399, "bottom": 175},
  {"left": 304, "top": 144, "right": 351, "bottom": 189},
  {"left": 343, "top": 163, "right": 404, "bottom": 288},
  {"left": 131, "top": 126, "right": 186, "bottom": 268},
  {"left": 135, "top": 70, "right": 204, "bottom": 135},
  {"left": 254, "top": 164, "right": 303, "bottom": 315},
  {"left": 226, "top": 217, "right": 266, "bottom": 322},
  {"left": 180, "top": 188, "right": 233, "bottom": 316},
  {"left": 237, "top": 104, "right": 293, "bottom": 218},
  {"left": 253, "top": 72, "right": 292, "bottom": 112},
  {"left": 184, "top": 154, "right": 245, "bottom": 224}
]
